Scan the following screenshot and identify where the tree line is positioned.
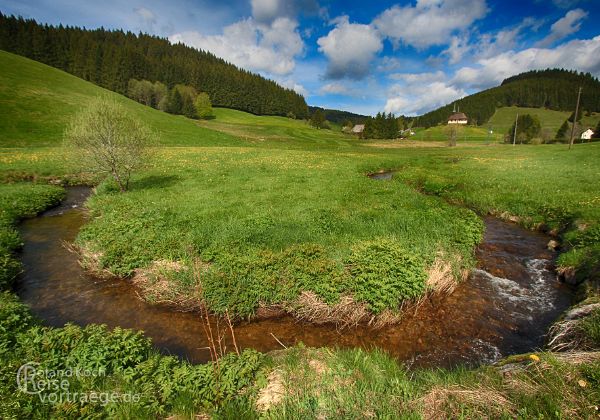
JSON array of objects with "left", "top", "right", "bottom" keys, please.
[
  {"left": 416, "top": 69, "right": 600, "bottom": 128},
  {"left": 127, "top": 79, "right": 213, "bottom": 119},
  {"left": 0, "top": 13, "right": 309, "bottom": 118}
]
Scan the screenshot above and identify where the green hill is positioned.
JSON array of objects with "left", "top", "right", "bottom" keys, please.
[
  {"left": 416, "top": 69, "right": 600, "bottom": 128},
  {"left": 0, "top": 50, "right": 240, "bottom": 147},
  {"left": 488, "top": 107, "right": 571, "bottom": 135},
  {"left": 0, "top": 51, "right": 352, "bottom": 149},
  {"left": 0, "top": 13, "right": 308, "bottom": 118}
]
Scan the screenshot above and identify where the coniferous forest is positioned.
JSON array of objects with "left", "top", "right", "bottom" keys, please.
[
  {"left": 0, "top": 13, "right": 309, "bottom": 118},
  {"left": 416, "top": 69, "right": 600, "bottom": 128}
]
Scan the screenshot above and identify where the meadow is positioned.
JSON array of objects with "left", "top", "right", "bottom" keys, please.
[{"left": 1, "top": 50, "right": 600, "bottom": 417}]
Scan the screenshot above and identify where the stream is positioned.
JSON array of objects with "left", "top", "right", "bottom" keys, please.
[{"left": 16, "top": 186, "right": 573, "bottom": 367}]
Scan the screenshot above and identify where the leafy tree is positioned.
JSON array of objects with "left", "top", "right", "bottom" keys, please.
[
  {"left": 195, "top": 92, "right": 213, "bottom": 119},
  {"left": 64, "top": 97, "right": 154, "bottom": 192},
  {"left": 310, "top": 109, "right": 326, "bottom": 129},
  {"left": 153, "top": 81, "right": 167, "bottom": 108},
  {"left": 507, "top": 114, "right": 542, "bottom": 144},
  {"left": 555, "top": 120, "right": 569, "bottom": 142}
]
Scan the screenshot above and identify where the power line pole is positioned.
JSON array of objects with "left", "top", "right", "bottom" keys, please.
[
  {"left": 513, "top": 113, "right": 518, "bottom": 146},
  {"left": 569, "top": 87, "right": 582, "bottom": 150}
]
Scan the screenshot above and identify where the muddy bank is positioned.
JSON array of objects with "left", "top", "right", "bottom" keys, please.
[{"left": 16, "top": 187, "right": 572, "bottom": 367}]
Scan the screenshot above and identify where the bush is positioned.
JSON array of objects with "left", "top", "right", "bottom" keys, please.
[{"left": 345, "top": 239, "right": 427, "bottom": 313}]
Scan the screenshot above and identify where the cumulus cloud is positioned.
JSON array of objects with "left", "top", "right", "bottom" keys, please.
[
  {"left": 251, "top": 0, "right": 320, "bottom": 24},
  {"left": 169, "top": 17, "right": 304, "bottom": 75},
  {"left": 277, "top": 78, "right": 309, "bottom": 96},
  {"left": 384, "top": 80, "right": 466, "bottom": 115},
  {"left": 453, "top": 35, "right": 600, "bottom": 90},
  {"left": 389, "top": 71, "right": 446, "bottom": 83},
  {"left": 536, "top": 8, "right": 588, "bottom": 47},
  {"left": 442, "top": 35, "right": 470, "bottom": 64},
  {"left": 374, "top": 0, "right": 488, "bottom": 49},
  {"left": 317, "top": 16, "right": 383, "bottom": 79}
]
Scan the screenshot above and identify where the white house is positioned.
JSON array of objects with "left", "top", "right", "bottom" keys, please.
[
  {"left": 581, "top": 128, "right": 594, "bottom": 140},
  {"left": 351, "top": 124, "right": 365, "bottom": 134},
  {"left": 447, "top": 112, "right": 468, "bottom": 125}
]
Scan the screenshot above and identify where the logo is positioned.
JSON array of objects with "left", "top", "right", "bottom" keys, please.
[{"left": 16, "top": 362, "right": 42, "bottom": 395}]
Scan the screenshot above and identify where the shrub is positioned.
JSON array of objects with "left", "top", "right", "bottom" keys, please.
[{"left": 345, "top": 239, "right": 427, "bottom": 313}]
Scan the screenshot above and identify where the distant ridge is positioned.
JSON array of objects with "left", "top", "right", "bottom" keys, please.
[
  {"left": 0, "top": 12, "right": 308, "bottom": 119},
  {"left": 416, "top": 69, "right": 600, "bottom": 128},
  {"left": 308, "top": 106, "right": 367, "bottom": 125}
]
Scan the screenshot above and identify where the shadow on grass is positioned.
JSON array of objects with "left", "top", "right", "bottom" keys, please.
[{"left": 131, "top": 174, "right": 181, "bottom": 190}]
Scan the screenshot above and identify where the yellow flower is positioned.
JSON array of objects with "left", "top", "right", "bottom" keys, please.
[{"left": 529, "top": 354, "right": 540, "bottom": 362}]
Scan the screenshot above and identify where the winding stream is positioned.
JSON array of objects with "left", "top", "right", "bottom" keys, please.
[{"left": 16, "top": 186, "right": 572, "bottom": 367}]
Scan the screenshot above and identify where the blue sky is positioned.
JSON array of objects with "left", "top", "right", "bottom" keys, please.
[{"left": 1, "top": 0, "right": 600, "bottom": 116}]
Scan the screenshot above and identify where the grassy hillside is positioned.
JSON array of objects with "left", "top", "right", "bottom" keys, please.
[
  {"left": 488, "top": 106, "right": 571, "bottom": 135},
  {"left": 1, "top": 51, "right": 600, "bottom": 418},
  {"left": 0, "top": 50, "right": 240, "bottom": 148},
  {"left": 417, "top": 69, "right": 600, "bottom": 128},
  {"left": 413, "top": 125, "right": 502, "bottom": 142}
]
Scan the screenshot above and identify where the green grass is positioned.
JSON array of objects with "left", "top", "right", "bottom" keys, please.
[
  {"left": 488, "top": 106, "right": 571, "bottom": 136},
  {"left": 413, "top": 124, "right": 503, "bottom": 142},
  {"left": 2, "top": 48, "right": 600, "bottom": 418}
]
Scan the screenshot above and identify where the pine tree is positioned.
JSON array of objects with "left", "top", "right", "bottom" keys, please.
[
  {"left": 168, "top": 89, "right": 183, "bottom": 115},
  {"left": 555, "top": 120, "right": 569, "bottom": 142}
]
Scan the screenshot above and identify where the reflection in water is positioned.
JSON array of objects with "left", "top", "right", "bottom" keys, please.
[{"left": 17, "top": 187, "right": 572, "bottom": 367}]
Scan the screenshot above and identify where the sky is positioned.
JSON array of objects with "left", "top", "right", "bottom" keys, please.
[{"left": 1, "top": 0, "right": 600, "bottom": 116}]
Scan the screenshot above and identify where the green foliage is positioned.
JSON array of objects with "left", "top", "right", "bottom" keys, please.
[
  {"left": 363, "top": 112, "right": 398, "bottom": 139},
  {"left": 308, "top": 106, "right": 366, "bottom": 125},
  {"left": 64, "top": 96, "right": 155, "bottom": 192},
  {"left": 195, "top": 92, "right": 214, "bottom": 119},
  {"left": 0, "top": 13, "right": 308, "bottom": 118},
  {"left": 507, "top": 114, "right": 542, "bottom": 144},
  {"left": 309, "top": 109, "right": 326, "bottom": 129},
  {"left": 0, "top": 291, "right": 36, "bottom": 355},
  {"left": 580, "top": 309, "right": 600, "bottom": 346},
  {"left": 346, "top": 239, "right": 427, "bottom": 313},
  {"left": 556, "top": 119, "right": 569, "bottom": 141}
]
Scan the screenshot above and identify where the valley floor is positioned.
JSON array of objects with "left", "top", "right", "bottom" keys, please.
[{"left": 1, "top": 50, "right": 600, "bottom": 418}]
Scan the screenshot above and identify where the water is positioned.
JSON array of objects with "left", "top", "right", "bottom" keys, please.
[{"left": 16, "top": 187, "right": 572, "bottom": 367}]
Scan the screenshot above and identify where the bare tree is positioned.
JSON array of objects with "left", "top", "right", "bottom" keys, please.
[{"left": 64, "top": 97, "right": 155, "bottom": 192}]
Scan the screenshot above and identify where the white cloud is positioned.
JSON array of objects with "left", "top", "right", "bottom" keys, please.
[
  {"left": 453, "top": 35, "right": 600, "bottom": 90},
  {"left": 133, "top": 7, "right": 157, "bottom": 33},
  {"left": 384, "top": 80, "right": 466, "bottom": 116},
  {"left": 320, "top": 83, "right": 350, "bottom": 95},
  {"left": 389, "top": 71, "right": 446, "bottom": 83},
  {"left": 251, "top": 0, "right": 320, "bottom": 24},
  {"left": 277, "top": 78, "right": 309, "bottom": 96},
  {"left": 536, "top": 8, "right": 588, "bottom": 47},
  {"left": 169, "top": 17, "right": 304, "bottom": 76},
  {"left": 442, "top": 35, "right": 470, "bottom": 64},
  {"left": 374, "top": 0, "right": 488, "bottom": 49},
  {"left": 317, "top": 16, "right": 383, "bottom": 79}
]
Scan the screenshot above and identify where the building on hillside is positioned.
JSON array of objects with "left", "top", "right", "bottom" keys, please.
[
  {"left": 351, "top": 124, "right": 365, "bottom": 137},
  {"left": 447, "top": 112, "right": 468, "bottom": 125},
  {"left": 581, "top": 128, "right": 594, "bottom": 140}
]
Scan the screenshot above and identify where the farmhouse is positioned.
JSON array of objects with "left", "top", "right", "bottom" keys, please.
[
  {"left": 351, "top": 124, "right": 365, "bottom": 134},
  {"left": 581, "top": 128, "right": 594, "bottom": 140},
  {"left": 448, "top": 112, "right": 468, "bottom": 125}
]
